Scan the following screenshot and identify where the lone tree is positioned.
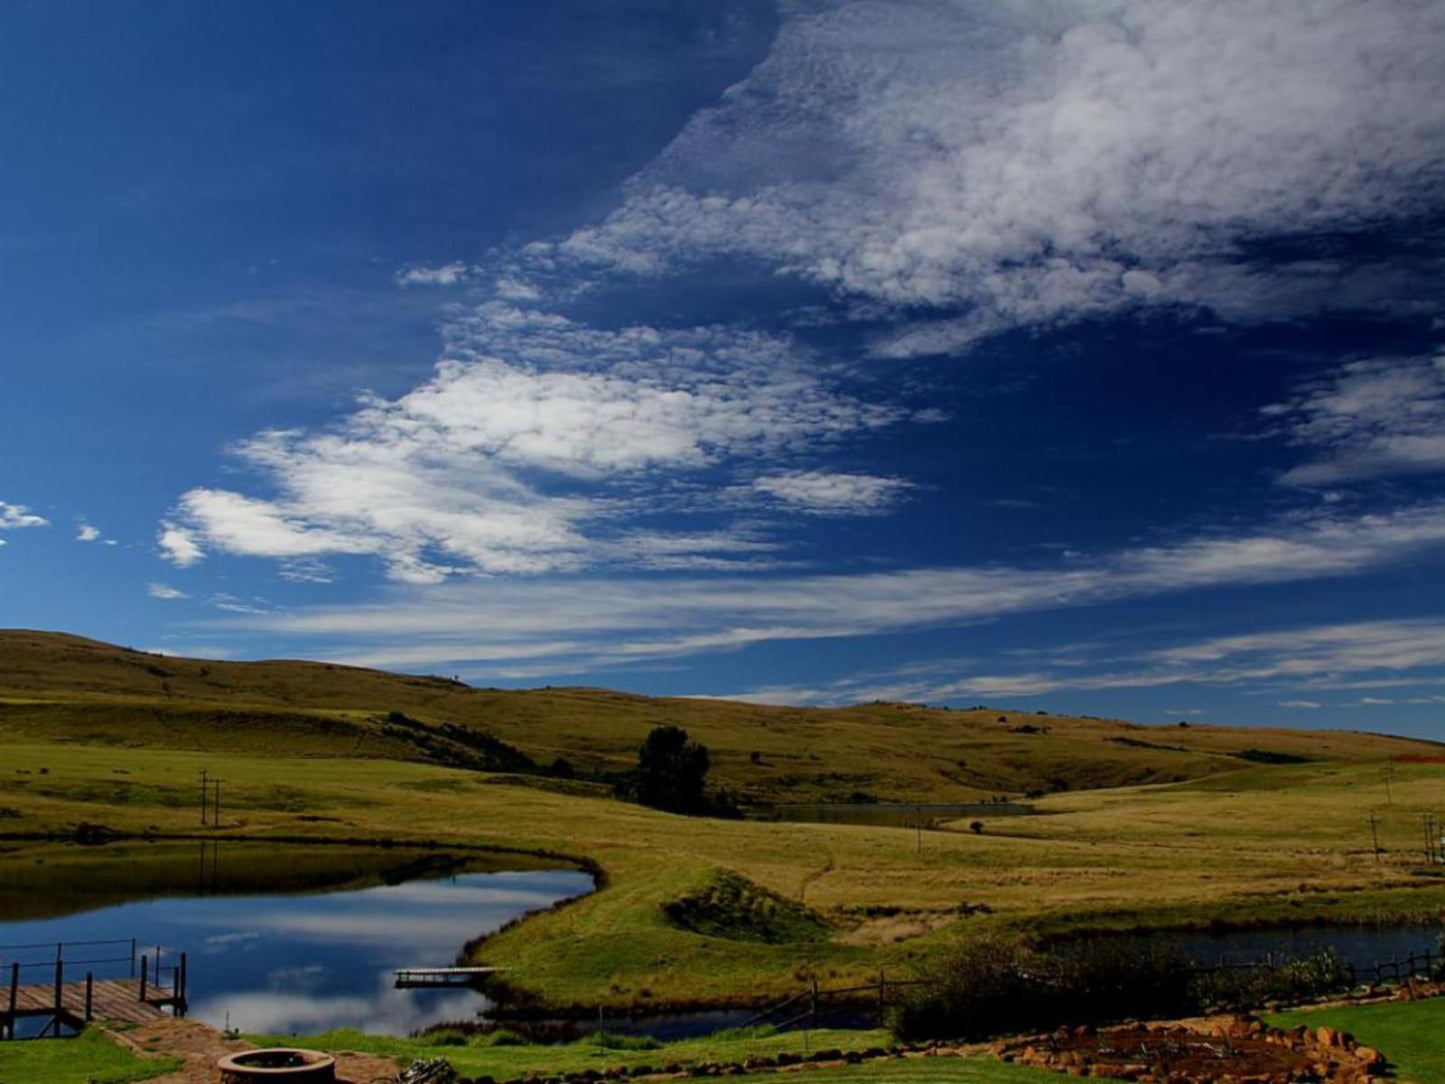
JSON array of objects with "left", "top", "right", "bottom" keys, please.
[{"left": 630, "top": 725, "right": 711, "bottom": 814}]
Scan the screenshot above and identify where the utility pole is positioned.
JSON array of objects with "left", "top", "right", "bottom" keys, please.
[
  {"left": 199, "top": 768, "right": 209, "bottom": 826},
  {"left": 211, "top": 778, "right": 223, "bottom": 828},
  {"left": 1369, "top": 810, "right": 1381, "bottom": 865},
  {"left": 1381, "top": 765, "right": 1395, "bottom": 806}
]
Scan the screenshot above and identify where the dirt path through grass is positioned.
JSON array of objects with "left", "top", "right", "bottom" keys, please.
[{"left": 100, "top": 1016, "right": 400, "bottom": 1084}]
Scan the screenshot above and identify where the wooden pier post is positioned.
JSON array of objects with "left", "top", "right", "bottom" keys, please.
[
  {"left": 178, "top": 953, "right": 187, "bottom": 1010},
  {"left": 139, "top": 955, "right": 148, "bottom": 1002},
  {"left": 6, "top": 962, "right": 16, "bottom": 1041}
]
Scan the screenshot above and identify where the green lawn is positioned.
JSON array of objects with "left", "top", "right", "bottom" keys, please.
[
  {"left": 1266, "top": 997, "right": 1445, "bottom": 1084},
  {"left": 248, "top": 1025, "right": 894, "bottom": 1079},
  {"left": 0, "top": 1030, "right": 181, "bottom": 1084},
  {"left": 722, "top": 1057, "right": 1120, "bottom": 1083}
]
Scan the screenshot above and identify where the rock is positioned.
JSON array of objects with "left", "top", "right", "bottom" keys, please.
[{"left": 1354, "top": 1046, "right": 1385, "bottom": 1070}]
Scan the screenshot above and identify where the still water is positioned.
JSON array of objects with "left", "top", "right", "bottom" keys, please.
[
  {"left": 1062, "top": 923, "right": 1444, "bottom": 974},
  {"left": 0, "top": 842, "right": 593, "bottom": 1036}
]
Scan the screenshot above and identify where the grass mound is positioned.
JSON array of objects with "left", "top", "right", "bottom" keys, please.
[{"left": 662, "top": 870, "right": 832, "bottom": 944}]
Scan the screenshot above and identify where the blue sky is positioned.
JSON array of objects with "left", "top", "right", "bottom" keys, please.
[{"left": 4, "top": 0, "right": 1445, "bottom": 738}]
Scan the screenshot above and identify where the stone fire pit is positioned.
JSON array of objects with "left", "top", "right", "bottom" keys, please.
[{"left": 217, "top": 1048, "right": 337, "bottom": 1083}]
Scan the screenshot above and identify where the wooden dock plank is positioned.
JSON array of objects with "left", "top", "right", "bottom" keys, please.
[{"left": 3, "top": 978, "right": 175, "bottom": 1026}]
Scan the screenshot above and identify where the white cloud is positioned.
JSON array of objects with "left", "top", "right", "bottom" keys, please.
[
  {"left": 1266, "top": 355, "right": 1445, "bottom": 486},
  {"left": 535, "top": 0, "right": 1445, "bottom": 352},
  {"left": 751, "top": 470, "right": 910, "bottom": 515},
  {"left": 718, "top": 615, "right": 1445, "bottom": 706},
  {"left": 0, "top": 502, "right": 48, "bottom": 529},
  {"left": 148, "top": 582, "right": 188, "bottom": 600},
  {"left": 228, "top": 502, "right": 1445, "bottom": 677},
  {"left": 164, "top": 305, "right": 905, "bottom": 580},
  {"left": 158, "top": 521, "right": 204, "bottom": 566},
  {"left": 208, "top": 593, "right": 272, "bottom": 615},
  {"left": 76, "top": 523, "right": 101, "bottom": 542},
  {"left": 395, "top": 262, "right": 470, "bottom": 287}
]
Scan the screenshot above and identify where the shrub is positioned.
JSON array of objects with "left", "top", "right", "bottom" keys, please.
[
  {"left": 890, "top": 937, "right": 1194, "bottom": 1041},
  {"left": 1195, "top": 950, "right": 1354, "bottom": 1009},
  {"left": 889, "top": 937, "right": 1043, "bottom": 1041}
]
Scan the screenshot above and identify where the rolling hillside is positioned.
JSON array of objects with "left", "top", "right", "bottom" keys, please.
[{"left": 0, "top": 629, "right": 1436, "bottom": 804}]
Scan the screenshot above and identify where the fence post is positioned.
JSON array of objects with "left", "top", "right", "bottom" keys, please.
[
  {"left": 179, "top": 953, "right": 187, "bottom": 1009},
  {"left": 139, "top": 955, "right": 148, "bottom": 1002},
  {"left": 53, "top": 959, "right": 63, "bottom": 1012},
  {"left": 8, "top": 961, "right": 17, "bottom": 1014},
  {"left": 85, "top": 973, "right": 94, "bottom": 1022}
]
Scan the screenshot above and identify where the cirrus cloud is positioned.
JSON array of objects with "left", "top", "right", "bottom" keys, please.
[{"left": 535, "top": 0, "right": 1445, "bottom": 353}]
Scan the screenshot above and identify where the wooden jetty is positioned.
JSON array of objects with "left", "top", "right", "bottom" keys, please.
[
  {"left": 1, "top": 941, "right": 186, "bottom": 1040},
  {"left": 394, "top": 965, "right": 503, "bottom": 989}
]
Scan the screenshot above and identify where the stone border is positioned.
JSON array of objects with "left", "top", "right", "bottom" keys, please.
[{"left": 999, "top": 1014, "right": 1389, "bottom": 1084}]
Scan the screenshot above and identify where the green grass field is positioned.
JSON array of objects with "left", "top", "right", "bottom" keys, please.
[
  {"left": 0, "top": 1030, "right": 180, "bottom": 1084},
  {"left": 3, "top": 737, "right": 1442, "bottom": 1011},
  {"left": 1266, "top": 997, "right": 1445, "bottom": 1084},
  {"left": 2, "top": 629, "right": 1443, "bottom": 1013},
  {"left": 245, "top": 1026, "right": 1114, "bottom": 1084},
  {"left": 725, "top": 1061, "right": 1124, "bottom": 1084}
]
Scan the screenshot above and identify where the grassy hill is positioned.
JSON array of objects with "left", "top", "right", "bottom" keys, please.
[
  {"left": 0, "top": 629, "right": 1436, "bottom": 805},
  {"left": 2, "top": 630, "right": 1444, "bottom": 1013}
]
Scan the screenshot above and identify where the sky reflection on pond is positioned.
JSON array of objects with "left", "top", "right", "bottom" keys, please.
[{"left": 0, "top": 845, "right": 593, "bottom": 1035}]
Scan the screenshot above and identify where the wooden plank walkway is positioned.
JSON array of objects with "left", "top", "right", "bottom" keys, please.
[
  {"left": 3, "top": 977, "right": 178, "bottom": 1029},
  {"left": 394, "top": 965, "right": 503, "bottom": 988}
]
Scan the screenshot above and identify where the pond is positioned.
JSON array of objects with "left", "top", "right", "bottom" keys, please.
[
  {"left": 1067, "top": 922, "right": 1444, "bottom": 974},
  {"left": 0, "top": 841, "right": 593, "bottom": 1037}
]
